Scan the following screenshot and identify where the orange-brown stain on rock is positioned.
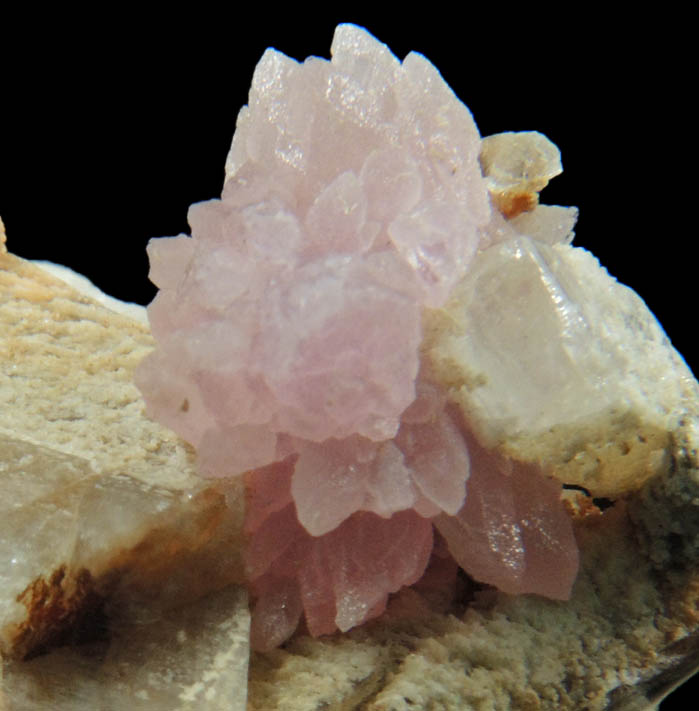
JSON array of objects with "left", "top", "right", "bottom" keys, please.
[
  {"left": 12, "top": 565, "right": 107, "bottom": 660},
  {"left": 563, "top": 492, "right": 604, "bottom": 521},
  {"left": 494, "top": 191, "right": 539, "bottom": 219}
]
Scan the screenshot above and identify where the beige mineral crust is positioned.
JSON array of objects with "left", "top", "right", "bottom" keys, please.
[{"left": 0, "top": 245, "right": 250, "bottom": 709}]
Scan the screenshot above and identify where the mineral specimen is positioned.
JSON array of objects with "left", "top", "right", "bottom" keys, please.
[
  {"left": 135, "top": 23, "right": 585, "bottom": 649},
  {"left": 2, "top": 225, "right": 696, "bottom": 709},
  {"left": 1, "top": 23, "right": 698, "bottom": 710}
]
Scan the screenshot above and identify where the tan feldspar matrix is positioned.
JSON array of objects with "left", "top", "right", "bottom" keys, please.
[{"left": 1, "top": 24, "right": 698, "bottom": 711}]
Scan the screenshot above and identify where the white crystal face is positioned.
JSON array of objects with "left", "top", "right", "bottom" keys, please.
[{"left": 426, "top": 235, "right": 696, "bottom": 495}]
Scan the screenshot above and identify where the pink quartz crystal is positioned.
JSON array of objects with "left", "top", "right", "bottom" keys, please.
[
  {"left": 434, "top": 427, "right": 579, "bottom": 600},
  {"left": 135, "top": 24, "right": 580, "bottom": 649},
  {"left": 245, "top": 466, "right": 434, "bottom": 648}
]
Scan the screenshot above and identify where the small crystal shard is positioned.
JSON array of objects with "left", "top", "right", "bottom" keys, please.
[{"left": 479, "top": 131, "right": 562, "bottom": 218}]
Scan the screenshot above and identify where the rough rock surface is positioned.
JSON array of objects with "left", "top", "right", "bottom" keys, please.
[
  {"left": 2, "top": 586, "right": 249, "bottom": 711},
  {"left": 0, "top": 246, "right": 250, "bottom": 709}
]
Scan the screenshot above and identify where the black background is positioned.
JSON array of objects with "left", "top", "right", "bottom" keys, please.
[
  {"left": 0, "top": 8, "right": 695, "bottom": 707},
  {"left": 1, "top": 11, "right": 694, "bottom": 372}
]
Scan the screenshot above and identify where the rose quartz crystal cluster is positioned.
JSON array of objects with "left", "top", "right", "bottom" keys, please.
[{"left": 136, "top": 24, "right": 579, "bottom": 650}]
